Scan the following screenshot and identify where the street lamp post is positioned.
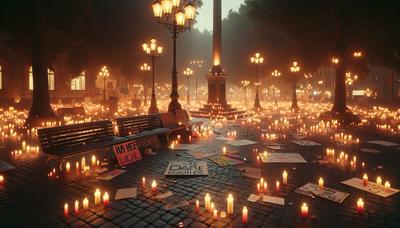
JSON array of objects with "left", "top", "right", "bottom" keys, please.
[
  {"left": 190, "top": 60, "right": 203, "bottom": 104},
  {"left": 140, "top": 63, "right": 151, "bottom": 106},
  {"left": 152, "top": 0, "right": 197, "bottom": 113},
  {"left": 290, "top": 61, "right": 300, "bottom": 111},
  {"left": 250, "top": 53, "right": 264, "bottom": 110},
  {"left": 142, "top": 39, "right": 163, "bottom": 114},
  {"left": 271, "top": 70, "right": 281, "bottom": 106},
  {"left": 183, "top": 68, "right": 193, "bottom": 106},
  {"left": 241, "top": 80, "right": 250, "bottom": 108},
  {"left": 99, "top": 66, "right": 110, "bottom": 101}
]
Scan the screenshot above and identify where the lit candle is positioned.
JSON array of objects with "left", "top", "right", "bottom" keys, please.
[
  {"left": 318, "top": 177, "right": 324, "bottom": 190},
  {"left": 384, "top": 181, "right": 391, "bottom": 192},
  {"left": 103, "top": 192, "right": 109, "bottom": 206},
  {"left": 276, "top": 181, "right": 280, "bottom": 192},
  {"left": 83, "top": 197, "right": 89, "bottom": 209},
  {"left": 142, "top": 177, "right": 146, "bottom": 187},
  {"left": 220, "top": 211, "right": 226, "bottom": 218},
  {"left": 263, "top": 182, "right": 268, "bottom": 193},
  {"left": 94, "top": 189, "right": 101, "bottom": 205},
  {"left": 376, "top": 176, "right": 382, "bottom": 187},
  {"left": 301, "top": 203, "right": 309, "bottom": 218},
  {"left": 0, "top": 175, "right": 4, "bottom": 185},
  {"left": 74, "top": 200, "right": 79, "bottom": 214},
  {"left": 356, "top": 198, "right": 364, "bottom": 213},
  {"left": 227, "top": 194, "right": 234, "bottom": 215},
  {"left": 260, "top": 177, "right": 264, "bottom": 186},
  {"left": 91, "top": 155, "right": 96, "bottom": 167},
  {"left": 242, "top": 206, "right": 248, "bottom": 224},
  {"left": 64, "top": 203, "right": 69, "bottom": 217},
  {"left": 65, "top": 162, "right": 70, "bottom": 174},
  {"left": 213, "top": 209, "right": 218, "bottom": 218},
  {"left": 195, "top": 200, "right": 200, "bottom": 213},
  {"left": 81, "top": 157, "right": 86, "bottom": 169},
  {"left": 282, "top": 171, "right": 288, "bottom": 184},
  {"left": 222, "top": 146, "right": 227, "bottom": 154},
  {"left": 205, "top": 193, "right": 211, "bottom": 211},
  {"left": 257, "top": 183, "right": 261, "bottom": 193},
  {"left": 362, "top": 174, "right": 368, "bottom": 186},
  {"left": 151, "top": 180, "right": 157, "bottom": 193},
  {"left": 75, "top": 162, "right": 79, "bottom": 171}
]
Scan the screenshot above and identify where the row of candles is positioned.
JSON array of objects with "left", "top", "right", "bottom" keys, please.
[
  {"left": 64, "top": 188, "right": 109, "bottom": 216},
  {"left": 362, "top": 174, "right": 391, "bottom": 191},
  {"left": 301, "top": 198, "right": 366, "bottom": 218},
  {"left": 199, "top": 193, "right": 248, "bottom": 223},
  {"left": 326, "top": 148, "right": 365, "bottom": 169}
]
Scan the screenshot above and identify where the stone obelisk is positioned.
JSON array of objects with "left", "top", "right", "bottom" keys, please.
[
  {"left": 191, "top": 0, "right": 245, "bottom": 119},
  {"left": 207, "top": 0, "right": 227, "bottom": 105}
]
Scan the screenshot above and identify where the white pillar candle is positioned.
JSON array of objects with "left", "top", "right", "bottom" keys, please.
[
  {"left": 205, "top": 193, "right": 211, "bottom": 211},
  {"left": 227, "top": 194, "right": 234, "bottom": 215},
  {"left": 94, "top": 189, "right": 101, "bottom": 205},
  {"left": 83, "top": 197, "right": 89, "bottom": 209},
  {"left": 282, "top": 171, "right": 288, "bottom": 184}
]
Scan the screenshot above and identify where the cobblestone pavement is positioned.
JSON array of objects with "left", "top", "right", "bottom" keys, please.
[{"left": 1, "top": 121, "right": 400, "bottom": 228}]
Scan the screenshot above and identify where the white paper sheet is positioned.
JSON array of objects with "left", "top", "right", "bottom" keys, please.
[
  {"left": 262, "top": 195, "right": 285, "bottom": 205},
  {"left": 259, "top": 152, "right": 307, "bottom": 163},
  {"left": 226, "top": 139, "right": 258, "bottom": 147},
  {"left": 247, "top": 194, "right": 261, "bottom": 202},
  {"left": 366, "top": 140, "right": 399, "bottom": 147},
  {"left": 115, "top": 188, "right": 137, "bottom": 200},
  {"left": 342, "top": 178, "right": 399, "bottom": 197}
]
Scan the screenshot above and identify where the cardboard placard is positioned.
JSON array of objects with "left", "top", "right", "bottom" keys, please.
[
  {"left": 113, "top": 140, "right": 142, "bottom": 166},
  {"left": 296, "top": 183, "right": 349, "bottom": 203},
  {"left": 259, "top": 152, "right": 307, "bottom": 163},
  {"left": 164, "top": 160, "right": 208, "bottom": 176}
]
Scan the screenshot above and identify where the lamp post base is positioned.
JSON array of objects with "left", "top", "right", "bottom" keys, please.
[
  {"left": 253, "top": 94, "right": 263, "bottom": 111},
  {"left": 168, "top": 98, "right": 182, "bottom": 114},
  {"left": 148, "top": 94, "right": 159, "bottom": 114}
]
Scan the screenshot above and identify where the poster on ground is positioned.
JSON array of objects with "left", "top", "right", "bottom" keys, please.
[
  {"left": 296, "top": 183, "right": 349, "bottom": 203},
  {"left": 164, "top": 160, "right": 208, "bottom": 176}
]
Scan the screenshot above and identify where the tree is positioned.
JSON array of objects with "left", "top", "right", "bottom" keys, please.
[
  {"left": 244, "top": 0, "right": 400, "bottom": 119},
  {"left": 26, "top": 0, "right": 56, "bottom": 126}
]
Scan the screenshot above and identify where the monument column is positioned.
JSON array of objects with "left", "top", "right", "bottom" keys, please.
[{"left": 207, "top": 0, "right": 227, "bottom": 105}]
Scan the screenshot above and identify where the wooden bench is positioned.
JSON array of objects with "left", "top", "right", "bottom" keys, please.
[
  {"left": 116, "top": 114, "right": 170, "bottom": 141},
  {"left": 38, "top": 120, "right": 126, "bottom": 166},
  {"left": 175, "top": 109, "right": 203, "bottom": 130}
]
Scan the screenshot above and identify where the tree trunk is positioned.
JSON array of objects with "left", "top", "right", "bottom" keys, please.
[
  {"left": 331, "top": 51, "right": 347, "bottom": 113},
  {"left": 26, "top": 0, "right": 56, "bottom": 126}
]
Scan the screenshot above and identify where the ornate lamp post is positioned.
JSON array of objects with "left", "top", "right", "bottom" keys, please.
[
  {"left": 190, "top": 59, "right": 203, "bottom": 104},
  {"left": 250, "top": 53, "right": 264, "bottom": 110},
  {"left": 151, "top": 0, "right": 197, "bottom": 113},
  {"left": 183, "top": 68, "right": 193, "bottom": 105},
  {"left": 99, "top": 66, "right": 110, "bottom": 100},
  {"left": 271, "top": 70, "right": 281, "bottom": 106},
  {"left": 290, "top": 61, "right": 300, "bottom": 111},
  {"left": 241, "top": 80, "right": 250, "bottom": 108},
  {"left": 140, "top": 63, "right": 151, "bottom": 105},
  {"left": 142, "top": 39, "right": 163, "bottom": 114}
]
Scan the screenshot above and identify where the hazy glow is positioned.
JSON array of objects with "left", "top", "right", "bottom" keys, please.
[{"left": 195, "top": 0, "right": 244, "bottom": 32}]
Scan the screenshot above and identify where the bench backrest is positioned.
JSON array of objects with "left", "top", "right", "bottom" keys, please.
[
  {"left": 175, "top": 109, "right": 189, "bottom": 123},
  {"left": 116, "top": 114, "right": 162, "bottom": 136},
  {"left": 38, "top": 120, "right": 115, "bottom": 154},
  {"left": 159, "top": 112, "right": 179, "bottom": 127}
]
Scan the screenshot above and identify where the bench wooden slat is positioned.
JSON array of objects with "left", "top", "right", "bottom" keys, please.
[{"left": 38, "top": 120, "right": 121, "bottom": 157}]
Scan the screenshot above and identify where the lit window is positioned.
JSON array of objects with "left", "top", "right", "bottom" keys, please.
[
  {"left": 29, "top": 66, "right": 55, "bottom": 90},
  {"left": 0, "top": 65, "right": 2, "bottom": 90},
  {"left": 71, "top": 71, "right": 86, "bottom": 91}
]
